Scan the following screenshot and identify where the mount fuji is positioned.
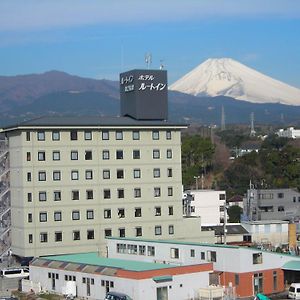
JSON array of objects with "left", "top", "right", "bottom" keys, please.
[{"left": 170, "top": 58, "right": 300, "bottom": 106}]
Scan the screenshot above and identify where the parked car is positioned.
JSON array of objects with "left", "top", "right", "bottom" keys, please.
[
  {"left": 289, "top": 283, "right": 300, "bottom": 299},
  {"left": 104, "top": 291, "right": 133, "bottom": 300}
]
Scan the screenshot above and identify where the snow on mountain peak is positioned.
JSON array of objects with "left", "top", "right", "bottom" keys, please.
[{"left": 170, "top": 58, "right": 300, "bottom": 106}]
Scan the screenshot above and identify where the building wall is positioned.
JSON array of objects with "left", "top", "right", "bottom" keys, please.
[
  {"left": 29, "top": 264, "right": 211, "bottom": 300},
  {"left": 8, "top": 126, "right": 211, "bottom": 257},
  {"left": 184, "top": 190, "right": 226, "bottom": 224}
]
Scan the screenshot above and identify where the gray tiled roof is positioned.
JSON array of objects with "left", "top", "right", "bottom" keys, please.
[{"left": 3, "top": 115, "right": 187, "bottom": 130}]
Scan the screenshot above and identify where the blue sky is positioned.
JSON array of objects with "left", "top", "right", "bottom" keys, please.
[{"left": 1, "top": 0, "right": 300, "bottom": 87}]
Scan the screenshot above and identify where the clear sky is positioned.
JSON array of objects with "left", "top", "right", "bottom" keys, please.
[{"left": 1, "top": 0, "right": 300, "bottom": 87}]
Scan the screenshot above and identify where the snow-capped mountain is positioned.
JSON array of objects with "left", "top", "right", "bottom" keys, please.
[{"left": 170, "top": 58, "right": 300, "bottom": 106}]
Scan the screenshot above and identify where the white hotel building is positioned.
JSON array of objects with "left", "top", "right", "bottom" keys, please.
[{"left": 1, "top": 69, "right": 214, "bottom": 259}]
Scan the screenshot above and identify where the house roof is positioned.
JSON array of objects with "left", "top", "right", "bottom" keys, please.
[
  {"left": 2, "top": 116, "right": 187, "bottom": 131},
  {"left": 201, "top": 224, "right": 249, "bottom": 235},
  {"left": 38, "top": 252, "right": 175, "bottom": 272},
  {"left": 282, "top": 260, "right": 300, "bottom": 271}
]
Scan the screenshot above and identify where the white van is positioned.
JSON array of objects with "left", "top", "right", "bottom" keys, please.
[{"left": 289, "top": 283, "right": 300, "bottom": 299}]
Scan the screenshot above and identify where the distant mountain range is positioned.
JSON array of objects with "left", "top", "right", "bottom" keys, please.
[
  {"left": 170, "top": 58, "right": 300, "bottom": 106},
  {"left": 0, "top": 69, "right": 300, "bottom": 127}
]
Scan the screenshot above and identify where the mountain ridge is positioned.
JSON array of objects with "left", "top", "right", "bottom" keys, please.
[{"left": 170, "top": 58, "right": 300, "bottom": 106}]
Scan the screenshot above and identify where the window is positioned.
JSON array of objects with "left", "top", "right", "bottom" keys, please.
[
  {"left": 53, "top": 171, "right": 61, "bottom": 181},
  {"left": 102, "top": 130, "right": 109, "bottom": 140},
  {"left": 293, "top": 196, "right": 296, "bottom": 203},
  {"left": 54, "top": 191, "right": 61, "bottom": 201},
  {"left": 39, "top": 191, "right": 47, "bottom": 201},
  {"left": 54, "top": 211, "right": 62, "bottom": 221},
  {"left": 118, "top": 208, "right": 125, "bottom": 218},
  {"left": 153, "top": 168, "right": 160, "bottom": 178},
  {"left": 86, "top": 190, "right": 93, "bottom": 200},
  {"left": 166, "top": 130, "right": 172, "bottom": 140},
  {"left": 26, "top": 152, "right": 31, "bottom": 161},
  {"left": 71, "top": 151, "right": 78, "bottom": 160},
  {"left": 219, "top": 194, "right": 226, "bottom": 200},
  {"left": 191, "top": 249, "right": 195, "bottom": 257},
  {"left": 29, "top": 234, "right": 33, "bottom": 244},
  {"left": 136, "top": 227, "right": 142, "bottom": 237},
  {"left": 85, "top": 150, "right": 92, "bottom": 160},
  {"left": 72, "top": 210, "right": 80, "bottom": 220},
  {"left": 134, "top": 188, "right": 141, "bottom": 198},
  {"left": 135, "top": 207, "right": 142, "bottom": 217},
  {"left": 39, "top": 212, "right": 47, "bottom": 222},
  {"left": 26, "top": 131, "right": 31, "bottom": 141},
  {"left": 104, "top": 209, "right": 111, "bottom": 219},
  {"left": 152, "top": 130, "right": 159, "bottom": 140},
  {"left": 167, "top": 168, "right": 173, "bottom": 177},
  {"left": 118, "top": 189, "right": 124, "bottom": 198},
  {"left": 85, "top": 170, "right": 93, "bottom": 180},
  {"left": 133, "top": 169, "right": 141, "bottom": 178},
  {"left": 37, "top": 131, "right": 45, "bottom": 141},
  {"left": 133, "top": 150, "right": 140, "bottom": 159},
  {"left": 154, "top": 187, "right": 161, "bottom": 197},
  {"left": 170, "top": 248, "right": 179, "bottom": 259},
  {"left": 116, "top": 169, "right": 124, "bottom": 179},
  {"left": 253, "top": 252, "right": 263, "bottom": 264},
  {"left": 201, "top": 252, "right": 205, "bottom": 260},
  {"left": 40, "top": 232, "right": 48, "bottom": 243},
  {"left": 38, "top": 171, "right": 46, "bottom": 181},
  {"left": 27, "top": 193, "right": 32, "bottom": 202},
  {"left": 278, "top": 206, "right": 285, "bottom": 212},
  {"left": 208, "top": 250, "right": 217, "bottom": 262},
  {"left": 155, "top": 225, "right": 162, "bottom": 235},
  {"left": 70, "top": 130, "right": 77, "bottom": 140},
  {"left": 169, "top": 225, "right": 174, "bottom": 235},
  {"left": 119, "top": 228, "right": 125, "bottom": 237},
  {"left": 168, "top": 206, "right": 174, "bottom": 215},
  {"left": 103, "top": 189, "right": 111, "bottom": 199},
  {"left": 102, "top": 150, "right": 110, "bottom": 160},
  {"left": 87, "top": 210, "right": 94, "bottom": 220},
  {"left": 71, "top": 170, "right": 79, "bottom": 180},
  {"left": 73, "top": 231, "right": 80, "bottom": 240},
  {"left": 55, "top": 232, "right": 62, "bottom": 242},
  {"left": 105, "top": 229, "right": 112, "bottom": 237},
  {"left": 155, "top": 207, "right": 161, "bottom": 216},
  {"left": 84, "top": 131, "right": 92, "bottom": 140},
  {"left": 103, "top": 170, "right": 110, "bottom": 179},
  {"left": 139, "top": 245, "right": 146, "bottom": 255},
  {"left": 28, "top": 213, "right": 32, "bottom": 223},
  {"left": 53, "top": 151, "right": 60, "bottom": 161},
  {"left": 148, "top": 246, "right": 155, "bottom": 256},
  {"left": 27, "top": 172, "right": 32, "bottom": 182},
  {"left": 278, "top": 192, "right": 284, "bottom": 198},
  {"left": 38, "top": 151, "right": 45, "bottom": 161},
  {"left": 167, "top": 149, "right": 172, "bottom": 159},
  {"left": 235, "top": 274, "right": 240, "bottom": 286},
  {"left": 72, "top": 190, "right": 79, "bottom": 200},
  {"left": 116, "top": 150, "right": 123, "bottom": 159},
  {"left": 153, "top": 149, "right": 160, "bottom": 159},
  {"left": 116, "top": 131, "right": 123, "bottom": 140},
  {"left": 87, "top": 230, "right": 94, "bottom": 240},
  {"left": 52, "top": 131, "right": 60, "bottom": 141},
  {"left": 273, "top": 271, "right": 277, "bottom": 291},
  {"left": 132, "top": 131, "right": 140, "bottom": 140}
]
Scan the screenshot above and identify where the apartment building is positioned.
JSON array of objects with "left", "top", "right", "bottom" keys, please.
[
  {"left": 1, "top": 69, "right": 214, "bottom": 258},
  {"left": 244, "top": 188, "right": 300, "bottom": 222}
]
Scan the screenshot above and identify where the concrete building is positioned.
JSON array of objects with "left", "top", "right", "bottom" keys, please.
[
  {"left": 106, "top": 237, "right": 300, "bottom": 298},
  {"left": 1, "top": 69, "right": 214, "bottom": 259},
  {"left": 28, "top": 252, "right": 213, "bottom": 300},
  {"left": 277, "top": 127, "right": 300, "bottom": 139},
  {"left": 244, "top": 188, "right": 300, "bottom": 222},
  {"left": 183, "top": 190, "right": 226, "bottom": 224}
]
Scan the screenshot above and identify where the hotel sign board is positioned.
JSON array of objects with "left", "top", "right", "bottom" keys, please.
[{"left": 120, "top": 69, "right": 168, "bottom": 120}]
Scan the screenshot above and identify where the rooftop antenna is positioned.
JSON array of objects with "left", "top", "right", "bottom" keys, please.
[
  {"left": 221, "top": 105, "right": 226, "bottom": 131},
  {"left": 250, "top": 112, "right": 256, "bottom": 137},
  {"left": 159, "top": 59, "right": 164, "bottom": 70},
  {"left": 145, "top": 53, "right": 152, "bottom": 69}
]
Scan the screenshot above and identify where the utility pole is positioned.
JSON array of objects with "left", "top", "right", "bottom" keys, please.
[{"left": 194, "top": 176, "right": 200, "bottom": 190}]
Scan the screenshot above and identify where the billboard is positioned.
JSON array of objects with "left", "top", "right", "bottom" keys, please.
[{"left": 120, "top": 69, "right": 168, "bottom": 120}]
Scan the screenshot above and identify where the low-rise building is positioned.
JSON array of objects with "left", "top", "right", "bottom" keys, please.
[{"left": 277, "top": 127, "right": 300, "bottom": 139}]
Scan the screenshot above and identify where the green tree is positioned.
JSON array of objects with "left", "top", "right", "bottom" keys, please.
[{"left": 227, "top": 205, "right": 243, "bottom": 223}]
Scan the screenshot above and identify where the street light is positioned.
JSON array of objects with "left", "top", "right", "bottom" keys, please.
[{"left": 194, "top": 176, "right": 200, "bottom": 190}]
